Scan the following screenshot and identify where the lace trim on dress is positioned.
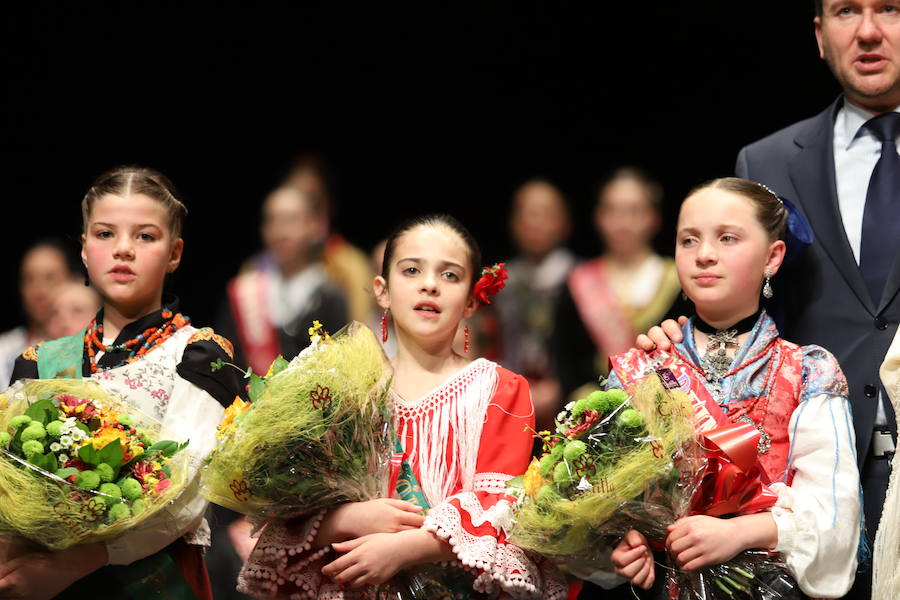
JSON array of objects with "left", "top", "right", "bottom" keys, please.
[
  {"left": 473, "top": 472, "right": 514, "bottom": 495},
  {"left": 424, "top": 492, "right": 550, "bottom": 599},
  {"left": 238, "top": 509, "right": 328, "bottom": 599}
]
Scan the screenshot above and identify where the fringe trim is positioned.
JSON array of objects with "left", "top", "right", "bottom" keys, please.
[{"left": 394, "top": 359, "right": 499, "bottom": 505}]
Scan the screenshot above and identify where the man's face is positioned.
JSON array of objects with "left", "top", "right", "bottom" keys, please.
[{"left": 816, "top": 0, "right": 900, "bottom": 113}]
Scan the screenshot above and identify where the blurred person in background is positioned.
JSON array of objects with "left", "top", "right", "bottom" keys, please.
[
  {"left": 45, "top": 281, "right": 101, "bottom": 339},
  {"left": 553, "top": 168, "right": 686, "bottom": 401},
  {"left": 283, "top": 152, "right": 374, "bottom": 324},
  {"left": 0, "top": 239, "right": 76, "bottom": 389},
  {"left": 217, "top": 185, "right": 349, "bottom": 372},
  {"left": 493, "top": 179, "right": 575, "bottom": 431}
]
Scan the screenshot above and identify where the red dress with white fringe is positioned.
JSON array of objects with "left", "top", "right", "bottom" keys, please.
[{"left": 237, "top": 358, "right": 567, "bottom": 599}]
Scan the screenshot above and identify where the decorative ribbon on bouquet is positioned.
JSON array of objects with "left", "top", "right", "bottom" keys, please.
[{"left": 691, "top": 421, "right": 779, "bottom": 517}]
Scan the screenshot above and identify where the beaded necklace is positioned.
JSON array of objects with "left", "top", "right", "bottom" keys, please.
[
  {"left": 673, "top": 335, "right": 783, "bottom": 454},
  {"left": 85, "top": 307, "right": 190, "bottom": 373}
]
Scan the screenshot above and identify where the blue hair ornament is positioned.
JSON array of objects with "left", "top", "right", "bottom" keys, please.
[
  {"left": 778, "top": 196, "right": 814, "bottom": 265},
  {"left": 757, "top": 183, "right": 813, "bottom": 264}
]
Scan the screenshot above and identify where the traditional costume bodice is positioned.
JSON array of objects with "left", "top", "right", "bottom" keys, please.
[{"left": 611, "top": 312, "right": 809, "bottom": 483}]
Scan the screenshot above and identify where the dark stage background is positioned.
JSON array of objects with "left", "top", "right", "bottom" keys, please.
[{"left": 3, "top": 1, "right": 839, "bottom": 330}]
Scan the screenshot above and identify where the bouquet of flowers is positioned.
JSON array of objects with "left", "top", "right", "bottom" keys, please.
[
  {"left": 201, "top": 320, "right": 394, "bottom": 518},
  {"left": 508, "top": 373, "right": 700, "bottom": 565},
  {"left": 0, "top": 379, "right": 189, "bottom": 550},
  {"left": 509, "top": 371, "right": 798, "bottom": 599}
]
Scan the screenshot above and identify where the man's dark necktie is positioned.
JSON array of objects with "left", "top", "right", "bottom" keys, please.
[{"left": 860, "top": 112, "right": 900, "bottom": 305}]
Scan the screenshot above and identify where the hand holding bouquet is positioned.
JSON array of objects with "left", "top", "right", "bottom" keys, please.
[{"left": 0, "top": 379, "right": 189, "bottom": 550}]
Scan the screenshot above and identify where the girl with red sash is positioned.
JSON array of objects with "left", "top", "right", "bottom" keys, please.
[
  {"left": 608, "top": 178, "right": 861, "bottom": 598},
  {"left": 3, "top": 167, "right": 245, "bottom": 599},
  {"left": 238, "top": 215, "right": 568, "bottom": 599}
]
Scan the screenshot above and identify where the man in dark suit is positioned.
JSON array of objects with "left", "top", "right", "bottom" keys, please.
[{"left": 735, "top": 1, "right": 900, "bottom": 597}]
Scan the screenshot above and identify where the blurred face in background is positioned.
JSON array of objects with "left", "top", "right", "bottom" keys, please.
[
  {"left": 47, "top": 282, "right": 101, "bottom": 339},
  {"left": 510, "top": 181, "right": 571, "bottom": 260},
  {"left": 261, "top": 187, "right": 327, "bottom": 274},
  {"left": 20, "top": 246, "right": 70, "bottom": 329},
  {"left": 595, "top": 178, "right": 660, "bottom": 260}
]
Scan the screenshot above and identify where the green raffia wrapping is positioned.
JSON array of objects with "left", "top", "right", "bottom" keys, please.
[
  {"left": 0, "top": 379, "right": 188, "bottom": 550},
  {"left": 200, "top": 321, "right": 394, "bottom": 518},
  {"left": 509, "top": 375, "right": 699, "bottom": 560}
]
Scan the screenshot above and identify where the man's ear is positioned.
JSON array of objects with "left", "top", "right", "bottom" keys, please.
[{"left": 814, "top": 16, "right": 825, "bottom": 60}]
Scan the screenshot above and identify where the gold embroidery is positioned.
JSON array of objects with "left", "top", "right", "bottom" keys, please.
[
  {"left": 187, "top": 328, "right": 235, "bottom": 359},
  {"left": 21, "top": 345, "right": 38, "bottom": 362}
]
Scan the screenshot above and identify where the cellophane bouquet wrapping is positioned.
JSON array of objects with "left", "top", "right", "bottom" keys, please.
[
  {"left": 509, "top": 372, "right": 799, "bottom": 599},
  {"left": 0, "top": 379, "right": 189, "bottom": 550},
  {"left": 508, "top": 374, "right": 700, "bottom": 568},
  {"left": 201, "top": 320, "right": 394, "bottom": 518}
]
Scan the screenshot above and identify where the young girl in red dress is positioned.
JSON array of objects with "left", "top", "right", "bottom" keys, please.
[
  {"left": 239, "top": 214, "right": 567, "bottom": 599},
  {"left": 608, "top": 178, "right": 861, "bottom": 598},
  {"left": 4, "top": 167, "right": 245, "bottom": 600}
]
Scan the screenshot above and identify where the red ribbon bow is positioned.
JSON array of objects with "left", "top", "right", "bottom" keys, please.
[{"left": 691, "top": 421, "right": 778, "bottom": 517}]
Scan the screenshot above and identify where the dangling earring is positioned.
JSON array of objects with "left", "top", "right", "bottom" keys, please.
[
  {"left": 762, "top": 269, "right": 774, "bottom": 299},
  {"left": 381, "top": 309, "right": 389, "bottom": 343},
  {"left": 681, "top": 291, "right": 687, "bottom": 301},
  {"left": 464, "top": 325, "right": 470, "bottom": 353},
  {"left": 84, "top": 276, "right": 90, "bottom": 287}
]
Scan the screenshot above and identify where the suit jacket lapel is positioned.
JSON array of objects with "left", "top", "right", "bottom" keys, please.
[
  {"left": 878, "top": 248, "right": 900, "bottom": 312},
  {"left": 788, "top": 98, "right": 876, "bottom": 314}
]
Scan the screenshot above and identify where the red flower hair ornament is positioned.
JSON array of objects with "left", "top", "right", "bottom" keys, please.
[{"left": 472, "top": 263, "right": 508, "bottom": 305}]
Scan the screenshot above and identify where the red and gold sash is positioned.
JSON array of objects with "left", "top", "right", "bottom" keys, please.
[
  {"left": 567, "top": 259, "right": 635, "bottom": 358},
  {"left": 227, "top": 270, "right": 280, "bottom": 375}
]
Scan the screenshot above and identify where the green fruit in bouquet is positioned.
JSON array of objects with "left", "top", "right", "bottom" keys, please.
[
  {"left": 45, "top": 420, "right": 64, "bottom": 438},
  {"left": 536, "top": 484, "right": 561, "bottom": 504},
  {"left": 538, "top": 454, "right": 557, "bottom": 478},
  {"left": 21, "top": 423, "right": 46, "bottom": 442},
  {"left": 99, "top": 483, "right": 123, "bottom": 506},
  {"left": 563, "top": 440, "right": 587, "bottom": 461},
  {"left": 117, "top": 415, "right": 134, "bottom": 427},
  {"left": 120, "top": 478, "right": 143, "bottom": 501},
  {"left": 107, "top": 503, "right": 131, "bottom": 522},
  {"left": 617, "top": 408, "right": 646, "bottom": 429},
  {"left": 95, "top": 463, "right": 115, "bottom": 483},
  {"left": 549, "top": 442, "right": 565, "bottom": 460},
  {"left": 131, "top": 498, "right": 147, "bottom": 514},
  {"left": 553, "top": 460, "right": 575, "bottom": 485},
  {"left": 76, "top": 470, "right": 101, "bottom": 491},
  {"left": 22, "top": 440, "right": 44, "bottom": 457},
  {"left": 8, "top": 415, "right": 32, "bottom": 429},
  {"left": 0, "top": 432, "right": 11, "bottom": 447}
]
